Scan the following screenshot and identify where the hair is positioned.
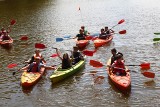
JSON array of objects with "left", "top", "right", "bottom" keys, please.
[
  {"left": 111, "top": 48, "right": 117, "bottom": 53},
  {"left": 63, "top": 53, "right": 69, "bottom": 59},
  {"left": 116, "top": 54, "right": 122, "bottom": 60},
  {"left": 73, "top": 46, "right": 78, "bottom": 49}
]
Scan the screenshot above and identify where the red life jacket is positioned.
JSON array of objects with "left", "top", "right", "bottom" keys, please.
[{"left": 113, "top": 60, "right": 125, "bottom": 74}]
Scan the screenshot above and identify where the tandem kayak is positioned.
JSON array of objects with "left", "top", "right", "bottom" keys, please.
[
  {"left": 21, "top": 67, "right": 45, "bottom": 88},
  {"left": 50, "top": 59, "right": 85, "bottom": 83},
  {"left": 107, "top": 58, "right": 131, "bottom": 92},
  {"left": 93, "top": 35, "right": 113, "bottom": 48}
]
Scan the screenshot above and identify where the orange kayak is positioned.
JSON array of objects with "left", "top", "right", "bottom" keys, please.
[
  {"left": 93, "top": 35, "right": 113, "bottom": 48},
  {"left": 0, "top": 38, "right": 13, "bottom": 47},
  {"left": 21, "top": 67, "right": 45, "bottom": 88},
  {"left": 107, "top": 58, "right": 131, "bottom": 92},
  {"left": 76, "top": 39, "right": 89, "bottom": 49}
]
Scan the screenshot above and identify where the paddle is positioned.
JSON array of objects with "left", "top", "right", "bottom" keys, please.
[
  {"left": 56, "top": 35, "right": 93, "bottom": 42},
  {"left": 82, "top": 49, "right": 96, "bottom": 56},
  {"left": 110, "top": 19, "right": 125, "bottom": 29},
  {"left": 154, "top": 33, "right": 160, "bottom": 35},
  {"left": 35, "top": 43, "right": 46, "bottom": 49},
  {"left": 153, "top": 38, "right": 160, "bottom": 41},
  {"left": 50, "top": 53, "right": 58, "bottom": 58},
  {"left": 92, "top": 30, "right": 126, "bottom": 41},
  {"left": 7, "top": 63, "right": 18, "bottom": 68},
  {"left": 20, "top": 35, "right": 28, "bottom": 40},
  {"left": 89, "top": 60, "right": 155, "bottom": 78},
  {"left": 10, "top": 19, "right": 16, "bottom": 26}
]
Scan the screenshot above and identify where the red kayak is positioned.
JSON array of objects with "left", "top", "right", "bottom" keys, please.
[
  {"left": 107, "top": 58, "right": 131, "bottom": 92},
  {"left": 76, "top": 36, "right": 90, "bottom": 49},
  {"left": 21, "top": 67, "right": 45, "bottom": 88},
  {"left": 93, "top": 35, "right": 113, "bottom": 48}
]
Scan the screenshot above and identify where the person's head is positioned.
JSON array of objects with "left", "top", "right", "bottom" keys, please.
[
  {"left": 116, "top": 54, "right": 123, "bottom": 61},
  {"left": 63, "top": 53, "right": 69, "bottom": 59},
  {"left": 111, "top": 48, "right": 117, "bottom": 55},
  {"left": 79, "top": 29, "right": 83, "bottom": 34},
  {"left": 34, "top": 57, "right": 41, "bottom": 63},
  {"left": 100, "top": 28, "right": 104, "bottom": 33},
  {"left": 81, "top": 26, "right": 85, "bottom": 30},
  {"left": 73, "top": 46, "right": 79, "bottom": 52},
  {"left": 1, "top": 27, "right": 5, "bottom": 32},
  {"left": 105, "top": 26, "right": 108, "bottom": 31},
  {"left": 35, "top": 49, "right": 40, "bottom": 54}
]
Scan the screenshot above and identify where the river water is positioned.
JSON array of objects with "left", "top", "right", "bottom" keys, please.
[{"left": 1, "top": 0, "right": 160, "bottom": 106}]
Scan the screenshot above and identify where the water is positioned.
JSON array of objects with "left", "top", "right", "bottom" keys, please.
[{"left": 1, "top": 0, "right": 160, "bottom": 106}]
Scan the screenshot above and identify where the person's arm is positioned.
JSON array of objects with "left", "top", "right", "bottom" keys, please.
[
  {"left": 19, "top": 64, "right": 30, "bottom": 71},
  {"left": 7, "top": 25, "right": 11, "bottom": 33},
  {"left": 55, "top": 48, "right": 62, "bottom": 60}
]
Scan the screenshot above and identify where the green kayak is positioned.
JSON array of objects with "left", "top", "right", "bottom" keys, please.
[{"left": 50, "top": 59, "right": 85, "bottom": 83}]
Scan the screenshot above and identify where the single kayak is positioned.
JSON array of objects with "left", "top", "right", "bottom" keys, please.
[
  {"left": 76, "top": 39, "right": 89, "bottom": 49},
  {"left": 21, "top": 67, "right": 45, "bottom": 88},
  {"left": 107, "top": 58, "right": 131, "bottom": 92},
  {"left": 93, "top": 35, "right": 113, "bottom": 48},
  {"left": 50, "top": 59, "right": 85, "bottom": 83},
  {"left": 0, "top": 38, "right": 13, "bottom": 47}
]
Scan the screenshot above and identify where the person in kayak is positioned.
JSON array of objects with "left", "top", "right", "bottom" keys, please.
[
  {"left": 0, "top": 26, "right": 12, "bottom": 41},
  {"left": 104, "top": 26, "right": 114, "bottom": 35},
  {"left": 55, "top": 48, "right": 72, "bottom": 69},
  {"left": 98, "top": 28, "right": 107, "bottom": 39},
  {"left": 76, "top": 29, "right": 86, "bottom": 40},
  {"left": 81, "top": 26, "right": 90, "bottom": 36},
  {"left": 71, "top": 46, "right": 84, "bottom": 65},
  {"left": 20, "top": 57, "right": 55, "bottom": 72},
  {"left": 25, "top": 49, "right": 46, "bottom": 64},
  {"left": 111, "top": 54, "right": 126, "bottom": 76},
  {"left": 111, "top": 48, "right": 123, "bottom": 65}
]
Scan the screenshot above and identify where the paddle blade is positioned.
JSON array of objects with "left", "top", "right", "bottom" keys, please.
[
  {"left": 20, "top": 36, "right": 28, "bottom": 40},
  {"left": 56, "top": 38, "right": 63, "bottom": 42},
  {"left": 10, "top": 19, "right": 16, "bottom": 25},
  {"left": 140, "top": 63, "right": 150, "bottom": 69},
  {"left": 83, "top": 50, "right": 95, "bottom": 56},
  {"left": 142, "top": 71, "right": 155, "bottom": 78},
  {"left": 153, "top": 38, "right": 160, "bottom": 41},
  {"left": 63, "top": 35, "right": 71, "bottom": 38},
  {"left": 90, "top": 60, "right": 104, "bottom": 68},
  {"left": 154, "top": 33, "right": 160, "bottom": 35},
  {"left": 35, "top": 43, "right": 46, "bottom": 49},
  {"left": 118, "top": 19, "right": 125, "bottom": 24},
  {"left": 119, "top": 30, "right": 126, "bottom": 34},
  {"left": 50, "top": 54, "right": 58, "bottom": 58},
  {"left": 85, "top": 36, "right": 93, "bottom": 40},
  {"left": 7, "top": 63, "right": 17, "bottom": 68}
]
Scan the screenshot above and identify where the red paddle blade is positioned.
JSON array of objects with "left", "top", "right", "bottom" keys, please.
[
  {"left": 118, "top": 19, "right": 125, "bottom": 24},
  {"left": 90, "top": 60, "right": 104, "bottom": 68},
  {"left": 83, "top": 50, "right": 96, "bottom": 56},
  {"left": 20, "top": 36, "right": 28, "bottom": 40},
  {"left": 85, "top": 36, "right": 93, "bottom": 40},
  {"left": 119, "top": 30, "right": 126, "bottom": 34},
  {"left": 50, "top": 54, "right": 58, "bottom": 58},
  {"left": 142, "top": 71, "right": 155, "bottom": 78},
  {"left": 7, "top": 63, "right": 17, "bottom": 68},
  {"left": 140, "top": 63, "right": 150, "bottom": 69},
  {"left": 35, "top": 43, "right": 46, "bottom": 49},
  {"left": 10, "top": 19, "right": 16, "bottom": 25}
]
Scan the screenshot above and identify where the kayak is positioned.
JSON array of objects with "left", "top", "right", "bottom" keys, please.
[
  {"left": 76, "top": 39, "right": 89, "bottom": 49},
  {"left": 0, "top": 38, "right": 13, "bottom": 47},
  {"left": 21, "top": 67, "right": 45, "bottom": 88},
  {"left": 107, "top": 58, "right": 131, "bottom": 92},
  {"left": 93, "top": 35, "right": 113, "bottom": 48},
  {"left": 50, "top": 59, "right": 85, "bottom": 83}
]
